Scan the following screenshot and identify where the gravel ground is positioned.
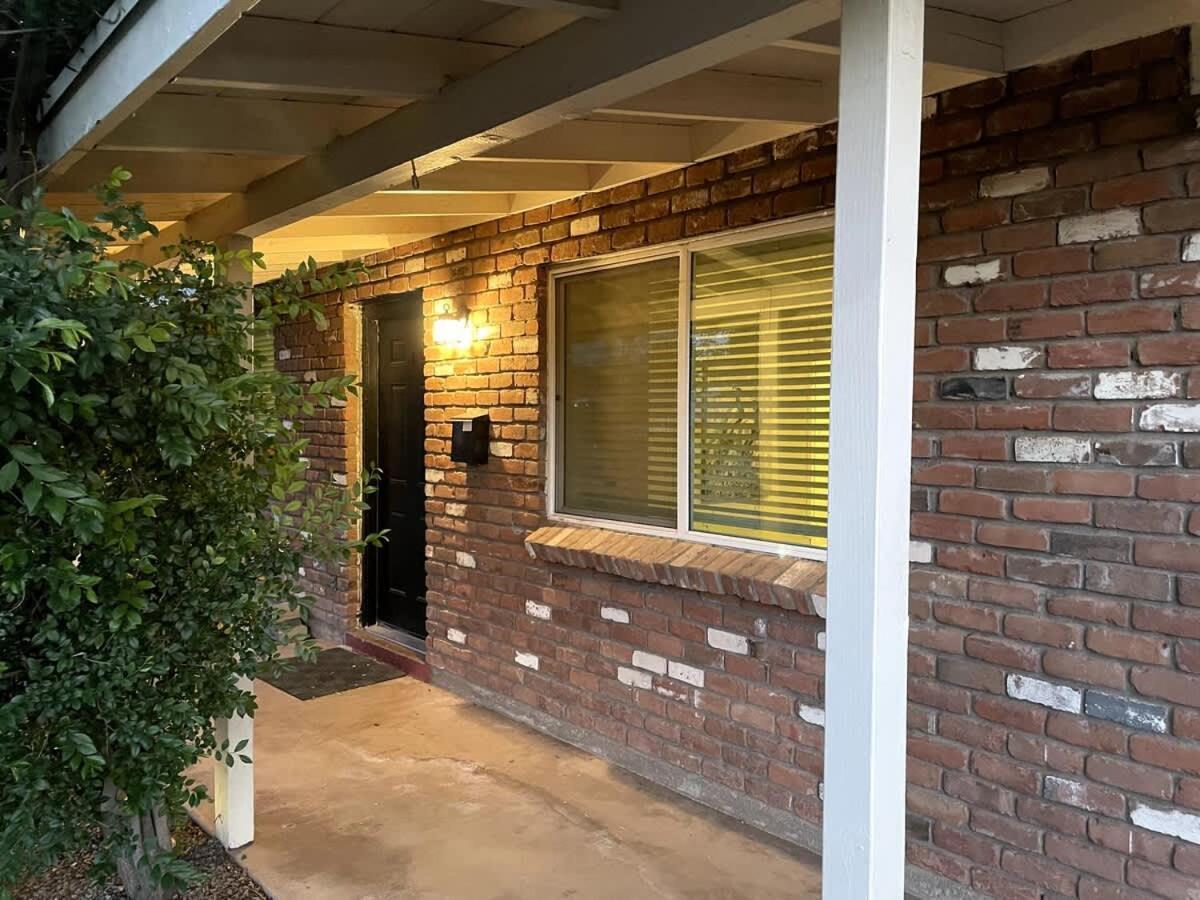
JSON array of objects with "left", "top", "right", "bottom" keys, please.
[{"left": 14, "top": 821, "right": 268, "bottom": 900}]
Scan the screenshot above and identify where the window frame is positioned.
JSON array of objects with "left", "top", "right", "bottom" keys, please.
[{"left": 546, "top": 211, "right": 834, "bottom": 563}]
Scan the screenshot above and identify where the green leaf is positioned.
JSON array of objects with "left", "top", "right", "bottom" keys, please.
[
  {"left": 22, "top": 480, "right": 42, "bottom": 514},
  {"left": 132, "top": 334, "right": 155, "bottom": 353},
  {"left": 8, "top": 445, "right": 43, "bottom": 465},
  {"left": 0, "top": 461, "right": 18, "bottom": 492}
]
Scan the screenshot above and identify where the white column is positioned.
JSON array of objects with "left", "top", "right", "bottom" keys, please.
[
  {"left": 822, "top": 0, "right": 925, "bottom": 897},
  {"left": 213, "top": 676, "right": 255, "bottom": 849},
  {"left": 214, "top": 233, "right": 255, "bottom": 850}
]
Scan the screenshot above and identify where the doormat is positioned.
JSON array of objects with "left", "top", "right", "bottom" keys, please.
[{"left": 262, "top": 647, "right": 405, "bottom": 700}]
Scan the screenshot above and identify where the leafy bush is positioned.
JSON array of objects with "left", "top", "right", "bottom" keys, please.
[{"left": 0, "top": 172, "right": 376, "bottom": 896}]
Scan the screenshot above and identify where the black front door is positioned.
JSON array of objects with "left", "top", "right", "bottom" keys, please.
[{"left": 363, "top": 294, "right": 427, "bottom": 637}]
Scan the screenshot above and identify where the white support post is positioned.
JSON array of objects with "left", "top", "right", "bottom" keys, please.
[
  {"left": 822, "top": 0, "right": 924, "bottom": 897},
  {"left": 213, "top": 675, "right": 255, "bottom": 849},
  {"left": 213, "top": 233, "right": 255, "bottom": 850}
]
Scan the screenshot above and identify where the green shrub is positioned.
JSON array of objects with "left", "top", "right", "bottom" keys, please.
[{"left": 0, "top": 171, "right": 376, "bottom": 896}]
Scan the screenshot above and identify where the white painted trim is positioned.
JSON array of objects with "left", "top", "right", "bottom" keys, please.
[
  {"left": 36, "top": 0, "right": 257, "bottom": 176},
  {"left": 821, "top": 0, "right": 924, "bottom": 895},
  {"left": 545, "top": 213, "right": 834, "bottom": 562}
]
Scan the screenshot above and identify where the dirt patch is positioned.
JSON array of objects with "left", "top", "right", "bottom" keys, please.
[{"left": 13, "top": 821, "right": 267, "bottom": 900}]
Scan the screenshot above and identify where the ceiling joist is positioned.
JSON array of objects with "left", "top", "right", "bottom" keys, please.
[
  {"left": 604, "top": 69, "right": 837, "bottom": 123},
  {"left": 175, "top": 18, "right": 513, "bottom": 98},
  {"left": 119, "top": 0, "right": 844, "bottom": 260},
  {"left": 101, "top": 94, "right": 393, "bottom": 156},
  {"left": 479, "top": 0, "right": 618, "bottom": 18}
]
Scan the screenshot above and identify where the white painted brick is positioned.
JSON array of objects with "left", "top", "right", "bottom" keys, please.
[
  {"left": 446, "top": 628, "right": 466, "bottom": 645},
  {"left": 811, "top": 592, "right": 826, "bottom": 619},
  {"left": 798, "top": 705, "right": 826, "bottom": 727},
  {"left": 921, "top": 97, "right": 937, "bottom": 119},
  {"left": 331, "top": 472, "right": 347, "bottom": 486},
  {"left": 427, "top": 469, "right": 444, "bottom": 483},
  {"left": 445, "top": 245, "right": 467, "bottom": 263},
  {"left": 276, "top": 348, "right": 291, "bottom": 361},
  {"left": 330, "top": 398, "right": 346, "bottom": 408},
  {"left": 632, "top": 650, "right": 667, "bottom": 675},
  {"left": 1006, "top": 674, "right": 1083, "bottom": 713},
  {"left": 973, "top": 346, "right": 1043, "bottom": 371},
  {"left": 1184, "top": 233, "right": 1200, "bottom": 262},
  {"left": 514, "top": 652, "right": 539, "bottom": 670},
  {"left": 1131, "top": 804, "right": 1200, "bottom": 845},
  {"left": 525, "top": 599, "right": 551, "bottom": 620},
  {"left": 818, "top": 782, "right": 824, "bottom": 801},
  {"left": 816, "top": 631, "right": 826, "bottom": 652},
  {"left": 569, "top": 214, "right": 600, "bottom": 236},
  {"left": 1095, "top": 371, "right": 1181, "bottom": 400},
  {"left": 944, "top": 259, "right": 1002, "bottom": 286},
  {"left": 617, "top": 666, "right": 652, "bottom": 690},
  {"left": 303, "top": 370, "right": 317, "bottom": 382},
  {"left": 668, "top": 661, "right": 705, "bottom": 687},
  {"left": 455, "top": 551, "right": 476, "bottom": 569},
  {"left": 1014, "top": 435, "right": 1092, "bottom": 464},
  {"left": 600, "top": 606, "right": 630, "bottom": 624},
  {"left": 490, "top": 441, "right": 513, "bottom": 458},
  {"left": 1140, "top": 403, "right": 1200, "bottom": 433},
  {"left": 445, "top": 502, "right": 466, "bottom": 517},
  {"left": 655, "top": 682, "right": 689, "bottom": 702},
  {"left": 1058, "top": 209, "right": 1141, "bottom": 245},
  {"left": 707, "top": 628, "right": 750, "bottom": 655},
  {"left": 909, "top": 541, "right": 933, "bottom": 564},
  {"left": 980, "top": 167, "right": 1051, "bottom": 198}
]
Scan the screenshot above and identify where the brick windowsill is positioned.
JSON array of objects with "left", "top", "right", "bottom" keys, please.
[{"left": 524, "top": 524, "right": 826, "bottom": 617}]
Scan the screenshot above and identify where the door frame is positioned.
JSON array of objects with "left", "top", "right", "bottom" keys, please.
[{"left": 359, "top": 291, "right": 426, "bottom": 632}]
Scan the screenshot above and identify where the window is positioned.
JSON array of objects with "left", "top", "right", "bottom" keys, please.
[{"left": 550, "top": 218, "right": 833, "bottom": 558}]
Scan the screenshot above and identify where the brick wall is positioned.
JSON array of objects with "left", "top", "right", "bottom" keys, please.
[{"left": 279, "top": 29, "right": 1200, "bottom": 899}]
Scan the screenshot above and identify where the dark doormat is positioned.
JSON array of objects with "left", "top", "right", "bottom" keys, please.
[{"left": 262, "top": 647, "right": 405, "bottom": 700}]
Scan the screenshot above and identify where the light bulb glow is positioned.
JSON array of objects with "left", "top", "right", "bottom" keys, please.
[{"left": 433, "top": 315, "right": 472, "bottom": 348}]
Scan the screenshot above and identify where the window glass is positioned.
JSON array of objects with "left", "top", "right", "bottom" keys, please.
[
  {"left": 689, "top": 231, "right": 833, "bottom": 547},
  {"left": 558, "top": 258, "right": 679, "bottom": 526}
]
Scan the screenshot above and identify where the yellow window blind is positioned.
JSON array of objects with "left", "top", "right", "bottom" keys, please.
[
  {"left": 558, "top": 258, "right": 679, "bottom": 527},
  {"left": 690, "top": 230, "right": 833, "bottom": 548}
]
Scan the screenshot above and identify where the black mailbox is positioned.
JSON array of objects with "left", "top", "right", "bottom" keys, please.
[{"left": 450, "top": 411, "right": 490, "bottom": 465}]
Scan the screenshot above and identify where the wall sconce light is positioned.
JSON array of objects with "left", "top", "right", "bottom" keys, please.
[{"left": 432, "top": 300, "right": 473, "bottom": 349}]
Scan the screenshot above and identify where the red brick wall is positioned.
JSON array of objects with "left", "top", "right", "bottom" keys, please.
[{"left": 280, "top": 29, "right": 1200, "bottom": 898}]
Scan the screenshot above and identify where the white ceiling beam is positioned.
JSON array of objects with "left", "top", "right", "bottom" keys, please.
[
  {"left": 49, "top": 151, "right": 294, "bottom": 194},
  {"left": 776, "top": 7, "right": 1005, "bottom": 77},
  {"left": 265, "top": 215, "right": 493, "bottom": 239},
  {"left": 393, "top": 161, "right": 599, "bottom": 193},
  {"left": 37, "top": 0, "right": 258, "bottom": 176},
  {"left": 121, "top": 0, "right": 843, "bottom": 259},
  {"left": 323, "top": 194, "right": 520, "bottom": 217},
  {"left": 175, "top": 18, "right": 513, "bottom": 98},
  {"left": 479, "top": 0, "right": 618, "bottom": 18},
  {"left": 256, "top": 234, "right": 425, "bottom": 253},
  {"left": 1003, "top": 0, "right": 1200, "bottom": 70},
  {"left": 690, "top": 121, "right": 809, "bottom": 159},
  {"left": 477, "top": 120, "right": 695, "bottom": 164},
  {"left": 603, "top": 69, "right": 837, "bottom": 122},
  {"left": 44, "top": 192, "right": 229, "bottom": 222},
  {"left": 100, "top": 95, "right": 392, "bottom": 156}
]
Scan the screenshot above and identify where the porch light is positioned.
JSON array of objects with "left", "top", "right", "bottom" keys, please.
[{"left": 432, "top": 300, "right": 473, "bottom": 348}]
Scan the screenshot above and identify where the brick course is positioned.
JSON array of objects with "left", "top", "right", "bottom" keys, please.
[{"left": 279, "top": 29, "right": 1200, "bottom": 899}]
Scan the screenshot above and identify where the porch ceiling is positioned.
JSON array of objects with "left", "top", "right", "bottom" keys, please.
[{"left": 37, "top": 0, "right": 1200, "bottom": 282}]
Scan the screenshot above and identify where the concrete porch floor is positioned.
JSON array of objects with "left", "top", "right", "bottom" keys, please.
[{"left": 191, "top": 662, "right": 823, "bottom": 899}]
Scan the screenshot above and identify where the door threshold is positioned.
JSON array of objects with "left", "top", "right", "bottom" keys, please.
[
  {"left": 370, "top": 623, "right": 426, "bottom": 654},
  {"left": 346, "top": 625, "right": 431, "bottom": 682}
]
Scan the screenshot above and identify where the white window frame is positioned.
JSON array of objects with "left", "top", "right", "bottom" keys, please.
[{"left": 546, "top": 211, "right": 834, "bottom": 563}]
